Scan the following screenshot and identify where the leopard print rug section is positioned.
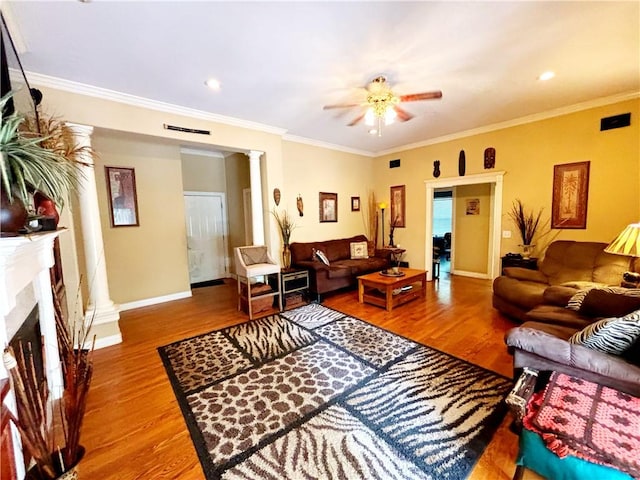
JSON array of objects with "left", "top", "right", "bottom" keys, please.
[{"left": 158, "top": 304, "right": 512, "bottom": 480}]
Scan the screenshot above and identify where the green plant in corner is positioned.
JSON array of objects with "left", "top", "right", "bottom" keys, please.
[{"left": 0, "top": 92, "right": 86, "bottom": 211}]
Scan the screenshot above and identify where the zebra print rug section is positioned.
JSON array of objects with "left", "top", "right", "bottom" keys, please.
[{"left": 158, "top": 303, "right": 512, "bottom": 480}]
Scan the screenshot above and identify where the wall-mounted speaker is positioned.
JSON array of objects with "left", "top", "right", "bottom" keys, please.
[{"left": 600, "top": 113, "right": 631, "bottom": 131}]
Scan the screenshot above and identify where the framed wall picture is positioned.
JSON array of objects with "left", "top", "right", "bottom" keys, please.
[
  {"left": 466, "top": 198, "right": 480, "bottom": 215},
  {"left": 551, "top": 161, "right": 590, "bottom": 229},
  {"left": 390, "top": 185, "right": 406, "bottom": 227},
  {"left": 319, "top": 192, "right": 338, "bottom": 222},
  {"left": 351, "top": 196, "right": 360, "bottom": 212},
  {"left": 105, "top": 166, "right": 140, "bottom": 227}
]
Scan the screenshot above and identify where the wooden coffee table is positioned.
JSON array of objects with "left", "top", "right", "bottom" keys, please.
[{"left": 358, "top": 267, "right": 427, "bottom": 311}]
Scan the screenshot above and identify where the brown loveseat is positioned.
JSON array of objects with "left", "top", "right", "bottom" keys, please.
[
  {"left": 493, "top": 240, "right": 631, "bottom": 324},
  {"left": 290, "top": 235, "right": 391, "bottom": 301}
]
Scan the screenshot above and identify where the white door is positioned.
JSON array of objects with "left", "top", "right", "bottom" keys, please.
[{"left": 184, "top": 192, "right": 228, "bottom": 284}]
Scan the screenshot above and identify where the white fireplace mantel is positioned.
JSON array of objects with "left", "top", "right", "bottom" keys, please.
[{"left": 1, "top": 230, "right": 66, "bottom": 479}]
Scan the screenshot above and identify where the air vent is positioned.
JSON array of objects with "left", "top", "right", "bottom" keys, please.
[
  {"left": 600, "top": 113, "right": 630, "bottom": 131},
  {"left": 163, "top": 124, "right": 211, "bottom": 135},
  {"left": 389, "top": 159, "right": 400, "bottom": 168}
]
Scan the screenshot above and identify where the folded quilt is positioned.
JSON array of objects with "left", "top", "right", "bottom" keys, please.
[{"left": 523, "top": 372, "right": 640, "bottom": 478}]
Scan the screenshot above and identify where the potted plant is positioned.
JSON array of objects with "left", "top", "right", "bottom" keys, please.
[
  {"left": 272, "top": 208, "right": 296, "bottom": 269},
  {"left": 508, "top": 199, "right": 543, "bottom": 258},
  {"left": 0, "top": 92, "right": 86, "bottom": 235},
  {"left": 3, "top": 288, "right": 94, "bottom": 480}
]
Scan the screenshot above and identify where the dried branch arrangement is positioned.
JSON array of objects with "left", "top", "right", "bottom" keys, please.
[
  {"left": 508, "top": 199, "right": 543, "bottom": 246},
  {"left": 2, "top": 286, "right": 94, "bottom": 479},
  {"left": 272, "top": 208, "right": 296, "bottom": 245}
]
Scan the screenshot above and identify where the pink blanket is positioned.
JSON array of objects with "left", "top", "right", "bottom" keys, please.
[{"left": 523, "top": 372, "right": 640, "bottom": 478}]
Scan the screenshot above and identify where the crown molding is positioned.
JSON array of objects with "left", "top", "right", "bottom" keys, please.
[
  {"left": 282, "top": 134, "right": 374, "bottom": 157},
  {"left": 376, "top": 90, "right": 640, "bottom": 157},
  {"left": 25, "top": 71, "right": 288, "bottom": 136},
  {"left": 179, "top": 147, "right": 226, "bottom": 159}
]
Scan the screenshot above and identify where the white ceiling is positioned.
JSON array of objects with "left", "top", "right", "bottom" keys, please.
[{"left": 4, "top": 1, "right": 639, "bottom": 155}]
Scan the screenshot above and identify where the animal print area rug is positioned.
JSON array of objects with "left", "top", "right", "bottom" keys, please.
[{"left": 158, "top": 304, "right": 512, "bottom": 480}]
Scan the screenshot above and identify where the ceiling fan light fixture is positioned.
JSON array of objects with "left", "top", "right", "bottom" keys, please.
[
  {"left": 384, "top": 106, "right": 397, "bottom": 125},
  {"left": 364, "top": 107, "right": 375, "bottom": 126}
]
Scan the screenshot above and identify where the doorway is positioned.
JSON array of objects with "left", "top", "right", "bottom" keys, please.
[
  {"left": 425, "top": 172, "right": 504, "bottom": 281},
  {"left": 183, "top": 191, "right": 229, "bottom": 285},
  {"left": 433, "top": 189, "right": 453, "bottom": 276}
]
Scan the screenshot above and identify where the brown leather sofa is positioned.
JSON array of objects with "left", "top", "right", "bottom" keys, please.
[
  {"left": 493, "top": 240, "right": 630, "bottom": 323},
  {"left": 290, "top": 235, "right": 391, "bottom": 301}
]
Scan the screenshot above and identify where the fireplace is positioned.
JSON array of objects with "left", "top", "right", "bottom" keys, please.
[
  {"left": 9, "top": 306, "right": 45, "bottom": 389},
  {"left": 1, "top": 231, "right": 65, "bottom": 480}
]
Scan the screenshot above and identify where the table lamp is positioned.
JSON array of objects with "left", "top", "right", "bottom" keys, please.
[
  {"left": 605, "top": 222, "right": 640, "bottom": 285},
  {"left": 378, "top": 202, "right": 387, "bottom": 248}
]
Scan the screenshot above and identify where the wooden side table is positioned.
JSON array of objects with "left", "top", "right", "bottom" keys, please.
[{"left": 501, "top": 256, "right": 538, "bottom": 275}]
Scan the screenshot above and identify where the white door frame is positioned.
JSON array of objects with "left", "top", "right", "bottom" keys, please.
[
  {"left": 424, "top": 171, "right": 505, "bottom": 281},
  {"left": 184, "top": 191, "right": 230, "bottom": 278}
]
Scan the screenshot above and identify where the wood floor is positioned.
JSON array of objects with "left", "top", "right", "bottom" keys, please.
[{"left": 80, "top": 272, "right": 535, "bottom": 480}]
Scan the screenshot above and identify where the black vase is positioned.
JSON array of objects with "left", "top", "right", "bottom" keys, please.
[{"left": 0, "top": 188, "right": 28, "bottom": 236}]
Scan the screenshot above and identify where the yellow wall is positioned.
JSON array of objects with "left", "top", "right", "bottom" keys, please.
[
  {"left": 280, "top": 141, "right": 373, "bottom": 244},
  {"left": 181, "top": 152, "right": 227, "bottom": 192},
  {"left": 374, "top": 98, "right": 640, "bottom": 270},
  {"left": 34, "top": 83, "right": 639, "bottom": 306},
  {"left": 92, "top": 131, "right": 191, "bottom": 304},
  {"left": 225, "top": 153, "right": 251, "bottom": 268},
  {"left": 454, "top": 183, "right": 492, "bottom": 274}
]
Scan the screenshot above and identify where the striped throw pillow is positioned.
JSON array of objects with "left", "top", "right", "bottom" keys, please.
[
  {"left": 569, "top": 308, "right": 640, "bottom": 355},
  {"left": 566, "top": 286, "right": 640, "bottom": 311}
]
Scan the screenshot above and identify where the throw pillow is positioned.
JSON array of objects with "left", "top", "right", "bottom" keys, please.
[
  {"left": 350, "top": 241, "right": 369, "bottom": 259},
  {"left": 569, "top": 308, "right": 640, "bottom": 355},
  {"left": 314, "top": 248, "right": 330, "bottom": 266},
  {"left": 240, "top": 246, "right": 269, "bottom": 265},
  {"left": 579, "top": 289, "right": 640, "bottom": 318},
  {"left": 566, "top": 286, "right": 634, "bottom": 311}
]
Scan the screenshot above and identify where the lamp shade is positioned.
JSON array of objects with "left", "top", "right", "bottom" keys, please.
[
  {"left": 605, "top": 223, "right": 640, "bottom": 257},
  {"left": 378, "top": 202, "right": 388, "bottom": 209}
]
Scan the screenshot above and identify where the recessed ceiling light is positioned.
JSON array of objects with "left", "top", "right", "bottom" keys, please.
[
  {"left": 538, "top": 71, "right": 555, "bottom": 81},
  {"left": 368, "top": 129, "right": 378, "bottom": 135},
  {"left": 205, "top": 78, "right": 221, "bottom": 90}
]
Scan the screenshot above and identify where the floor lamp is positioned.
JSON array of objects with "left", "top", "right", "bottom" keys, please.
[{"left": 379, "top": 202, "right": 387, "bottom": 248}]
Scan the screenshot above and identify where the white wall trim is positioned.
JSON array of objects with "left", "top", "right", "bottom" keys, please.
[
  {"left": 180, "top": 147, "right": 226, "bottom": 158},
  {"left": 425, "top": 172, "right": 505, "bottom": 281},
  {"left": 282, "top": 134, "right": 375, "bottom": 157},
  {"left": 450, "top": 269, "right": 490, "bottom": 280},
  {"left": 118, "top": 290, "right": 192, "bottom": 312},
  {"left": 376, "top": 90, "right": 640, "bottom": 156},
  {"left": 26, "top": 71, "right": 287, "bottom": 136},
  {"left": 94, "top": 332, "right": 123, "bottom": 350}
]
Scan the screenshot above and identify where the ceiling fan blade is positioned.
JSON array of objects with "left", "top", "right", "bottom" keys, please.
[
  {"left": 394, "top": 106, "right": 414, "bottom": 122},
  {"left": 323, "top": 103, "right": 361, "bottom": 110},
  {"left": 399, "top": 91, "right": 443, "bottom": 102},
  {"left": 347, "top": 112, "right": 365, "bottom": 126}
]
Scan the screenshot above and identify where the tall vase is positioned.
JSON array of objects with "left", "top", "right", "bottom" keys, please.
[{"left": 282, "top": 244, "right": 291, "bottom": 269}]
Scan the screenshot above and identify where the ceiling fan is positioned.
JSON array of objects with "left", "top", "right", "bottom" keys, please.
[{"left": 323, "top": 75, "right": 442, "bottom": 135}]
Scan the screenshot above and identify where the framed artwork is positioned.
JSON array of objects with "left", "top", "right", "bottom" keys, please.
[
  {"left": 319, "top": 192, "right": 338, "bottom": 222},
  {"left": 466, "top": 198, "right": 480, "bottom": 215},
  {"left": 105, "top": 166, "right": 140, "bottom": 227},
  {"left": 390, "top": 185, "right": 406, "bottom": 227},
  {"left": 551, "top": 161, "right": 590, "bottom": 229},
  {"left": 351, "top": 196, "right": 360, "bottom": 212}
]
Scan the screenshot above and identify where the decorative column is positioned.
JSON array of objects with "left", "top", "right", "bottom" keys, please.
[
  {"left": 247, "top": 150, "right": 265, "bottom": 245},
  {"left": 67, "top": 123, "right": 122, "bottom": 346}
]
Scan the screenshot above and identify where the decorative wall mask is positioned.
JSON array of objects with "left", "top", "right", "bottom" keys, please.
[
  {"left": 484, "top": 148, "right": 496, "bottom": 169},
  {"left": 433, "top": 160, "right": 441, "bottom": 178},
  {"left": 296, "top": 194, "right": 304, "bottom": 216},
  {"left": 273, "top": 188, "right": 281, "bottom": 206},
  {"left": 458, "top": 150, "right": 466, "bottom": 176}
]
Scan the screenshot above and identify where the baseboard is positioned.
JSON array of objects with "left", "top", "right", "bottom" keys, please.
[
  {"left": 118, "top": 290, "right": 192, "bottom": 312},
  {"left": 94, "top": 333, "right": 123, "bottom": 350},
  {"left": 451, "top": 269, "right": 490, "bottom": 279}
]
